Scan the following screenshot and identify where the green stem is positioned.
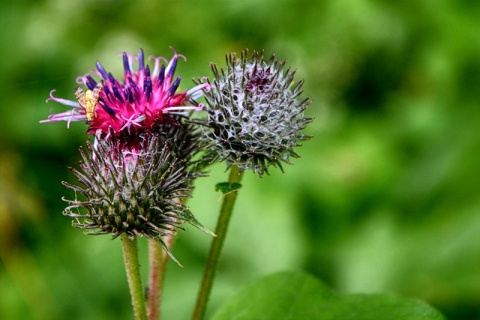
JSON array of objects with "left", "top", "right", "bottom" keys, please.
[
  {"left": 192, "top": 165, "right": 244, "bottom": 320},
  {"left": 121, "top": 233, "right": 147, "bottom": 320}
]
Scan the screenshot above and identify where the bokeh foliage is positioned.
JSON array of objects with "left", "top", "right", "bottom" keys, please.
[{"left": 1, "top": 0, "right": 480, "bottom": 319}]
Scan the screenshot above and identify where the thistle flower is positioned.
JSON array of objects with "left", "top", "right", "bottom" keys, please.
[
  {"left": 41, "top": 48, "right": 214, "bottom": 261},
  {"left": 198, "top": 50, "right": 312, "bottom": 176},
  {"left": 41, "top": 48, "right": 211, "bottom": 137},
  {"left": 63, "top": 121, "right": 211, "bottom": 261}
]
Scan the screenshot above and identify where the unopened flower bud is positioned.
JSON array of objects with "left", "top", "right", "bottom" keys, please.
[{"left": 199, "top": 49, "right": 312, "bottom": 176}]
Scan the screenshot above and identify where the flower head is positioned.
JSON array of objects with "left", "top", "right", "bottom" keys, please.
[
  {"left": 41, "top": 48, "right": 214, "bottom": 263},
  {"left": 41, "top": 48, "right": 211, "bottom": 137},
  {"left": 198, "top": 50, "right": 312, "bottom": 176},
  {"left": 63, "top": 121, "right": 211, "bottom": 262}
]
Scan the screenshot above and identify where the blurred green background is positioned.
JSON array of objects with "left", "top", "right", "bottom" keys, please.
[{"left": 1, "top": 0, "right": 480, "bottom": 319}]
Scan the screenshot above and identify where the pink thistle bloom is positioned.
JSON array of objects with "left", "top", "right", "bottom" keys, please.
[{"left": 41, "top": 48, "right": 212, "bottom": 137}]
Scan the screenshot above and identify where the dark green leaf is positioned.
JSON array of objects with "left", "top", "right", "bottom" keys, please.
[
  {"left": 215, "top": 182, "right": 242, "bottom": 196},
  {"left": 213, "top": 271, "right": 445, "bottom": 320}
]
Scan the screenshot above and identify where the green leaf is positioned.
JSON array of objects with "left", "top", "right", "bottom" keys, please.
[
  {"left": 212, "top": 271, "right": 445, "bottom": 320},
  {"left": 215, "top": 182, "right": 242, "bottom": 199}
]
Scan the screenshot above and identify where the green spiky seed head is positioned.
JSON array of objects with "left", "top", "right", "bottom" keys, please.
[
  {"left": 200, "top": 49, "right": 312, "bottom": 176},
  {"left": 62, "top": 123, "right": 212, "bottom": 262}
]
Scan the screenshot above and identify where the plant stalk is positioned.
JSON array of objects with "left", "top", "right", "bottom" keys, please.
[
  {"left": 121, "top": 233, "right": 148, "bottom": 320},
  {"left": 192, "top": 165, "right": 244, "bottom": 320},
  {"left": 146, "top": 235, "right": 175, "bottom": 320}
]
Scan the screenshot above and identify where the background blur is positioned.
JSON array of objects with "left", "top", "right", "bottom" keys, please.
[{"left": 1, "top": 0, "right": 480, "bottom": 319}]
